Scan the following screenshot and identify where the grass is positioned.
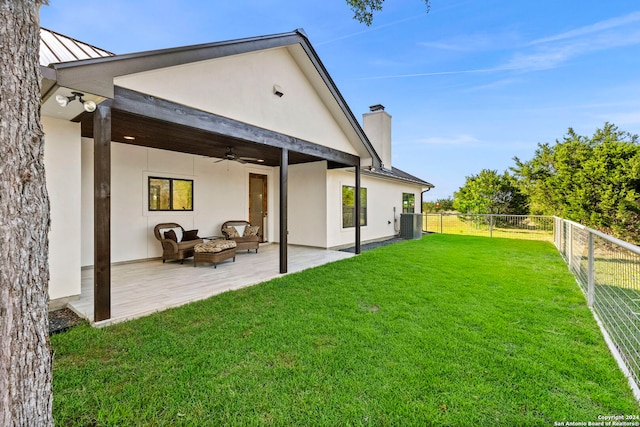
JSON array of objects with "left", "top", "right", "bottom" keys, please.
[{"left": 51, "top": 235, "right": 639, "bottom": 426}]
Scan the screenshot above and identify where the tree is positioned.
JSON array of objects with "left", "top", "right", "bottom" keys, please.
[
  {"left": 512, "top": 123, "right": 640, "bottom": 243},
  {"left": 347, "top": 0, "right": 430, "bottom": 25},
  {"left": 423, "top": 197, "right": 454, "bottom": 213},
  {"left": 453, "top": 169, "right": 528, "bottom": 215},
  {"left": 0, "top": 1, "right": 53, "bottom": 426}
]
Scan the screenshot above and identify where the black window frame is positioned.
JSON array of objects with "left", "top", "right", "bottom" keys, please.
[
  {"left": 148, "top": 176, "right": 194, "bottom": 212},
  {"left": 342, "top": 185, "right": 367, "bottom": 228},
  {"left": 402, "top": 192, "right": 416, "bottom": 213}
]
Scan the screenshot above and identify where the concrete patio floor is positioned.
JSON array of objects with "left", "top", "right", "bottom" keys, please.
[{"left": 71, "top": 243, "right": 354, "bottom": 327}]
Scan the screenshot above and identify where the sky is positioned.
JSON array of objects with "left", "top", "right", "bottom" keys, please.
[{"left": 40, "top": 0, "right": 640, "bottom": 200}]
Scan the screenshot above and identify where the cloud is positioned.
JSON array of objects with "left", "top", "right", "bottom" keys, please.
[
  {"left": 357, "top": 67, "right": 501, "bottom": 80},
  {"left": 358, "top": 11, "right": 640, "bottom": 79},
  {"left": 529, "top": 11, "right": 640, "bottom": 46},
  {"left": 600, "top": 111, "right": 640, "bottom": 127},
  {"left": 316, "top": 13, "right": 427, "bottom": 46},
  {"left": 502, "top": 11, "right": 640, "bottom": 72},
  {"left": 419, "top": 31, "right": 519, "bottom": 52}
]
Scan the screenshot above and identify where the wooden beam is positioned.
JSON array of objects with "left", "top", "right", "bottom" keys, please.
[
  {"left": 93, "top": 101, "right": 112, "bottom": 322},
  {"left": 355, "top": 166, "right": 361, "bottom": 255},
  {"left": 112, "top": 86, "right": 360, "bottom": 167},
  {"left": 280, "top": 148, "right": 288, "bottom": 274}
]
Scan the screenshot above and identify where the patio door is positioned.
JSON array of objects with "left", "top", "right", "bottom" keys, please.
[{"left": 249, "top": 173, "right": 267, "bottom": 242}]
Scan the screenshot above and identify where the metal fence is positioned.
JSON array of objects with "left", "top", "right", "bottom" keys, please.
[
  {"left": 554, "top": 217, "right": 640, "bottom": 395},
  {"left": 422, "top": 214, "right": 554, "bottom": 241}
]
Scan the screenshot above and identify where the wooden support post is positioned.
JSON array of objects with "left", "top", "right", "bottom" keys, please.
[
  {"left": 93, "top": 101, "right": 112, "bottom": 322},
  {"left": 355, "top": 165, "right": 361, "bottom": 255},
  {"left": 279, "top": 148, "right": 288, "bottom": 274}
]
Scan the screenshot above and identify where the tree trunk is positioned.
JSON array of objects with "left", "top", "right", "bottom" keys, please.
[{"left": 0, "top": 1, "right": 53, "bottom": 426}]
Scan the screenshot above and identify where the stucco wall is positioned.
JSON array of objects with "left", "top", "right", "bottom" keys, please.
[
  {"left": 43, "top": 116, "right": 82, "bottom": 300},
  {"left": 114, "top": 47, "right": 358, "bottom": 156},
  {"left": 80, "top": 141, "right": 275, "bottom": 266},
  {"left": 287, "top": 161, "right": 328, "bottom": 247},
  {"left": 326, "top": 169, "right": 423, "bottom": 248}
]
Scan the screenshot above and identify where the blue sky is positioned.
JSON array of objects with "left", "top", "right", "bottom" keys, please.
[{"left": 40, "top": 1, "right": 640, "bottom": 200}]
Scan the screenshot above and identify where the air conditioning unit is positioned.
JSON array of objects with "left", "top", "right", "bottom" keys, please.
[{"left": 400, "top": 213, "right": 423, "bottom": 240}]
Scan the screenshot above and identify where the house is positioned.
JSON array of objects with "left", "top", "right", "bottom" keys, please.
[{"left": 40, "top": 28, "right": 434, "bottom": 322}]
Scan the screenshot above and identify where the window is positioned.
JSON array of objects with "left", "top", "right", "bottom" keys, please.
[
  {"left": 402, "top": 193, "right": 415, "bottom": 213},
  {"left": 148, "top": 177, "right": 193, "bottom": 211},
  {"left": 342, "top": 185, "right": 367, "bottom": 228}
]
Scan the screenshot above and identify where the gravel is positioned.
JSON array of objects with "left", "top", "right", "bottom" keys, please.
[
  {"left": 49, "top": 307, "right": 84, "bottom": 335},
  {"left": 339, "top": 236, "right": 406, "bottom": 253}
]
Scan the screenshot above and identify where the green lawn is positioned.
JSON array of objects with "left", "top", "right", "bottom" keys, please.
[{"left": 52, "top": 235, "right": 639, "bottom": 426}]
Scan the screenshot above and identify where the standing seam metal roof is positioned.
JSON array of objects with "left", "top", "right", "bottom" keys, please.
[{"left": 40, "top": 27, "right": 114, "bottom": 66}]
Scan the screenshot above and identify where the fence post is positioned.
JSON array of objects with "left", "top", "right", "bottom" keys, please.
[
  {"left": 489, "top": 215, "right": 494, "bottom": 238},
  {"left": 567, "top": 224, "right": 573, "bottom": 271},
  {"left": 587, "top": 232, "right": 595, "bottom": 307},
  {"left": 440, "top": 214, "right": 443, "bottom": 234}
]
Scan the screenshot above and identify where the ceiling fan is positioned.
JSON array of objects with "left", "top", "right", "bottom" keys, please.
[{"left": 214, "top": 147, "right": 263, "bottom": 164}]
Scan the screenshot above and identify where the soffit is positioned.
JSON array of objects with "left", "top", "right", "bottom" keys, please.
[{"left": 75, "top": 109, "right": 322, "bottom": 167}]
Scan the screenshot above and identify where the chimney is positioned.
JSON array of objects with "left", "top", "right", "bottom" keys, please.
[{"left": 363, "top": 104, "right": 392, "bottom": 169}]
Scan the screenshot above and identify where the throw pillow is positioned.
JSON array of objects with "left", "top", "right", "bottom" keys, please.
[
  {"left": 222, "top": 227, "right": 239, "bottom": 239},
  {"left": 183, "top": 229, "right": 199, "bottom": 241},
  {"left": 163, "top": 229, "right": 178, "bottom": 242},
  {"left": 243, "top": 225, "right": 260, "bottom": 237}
]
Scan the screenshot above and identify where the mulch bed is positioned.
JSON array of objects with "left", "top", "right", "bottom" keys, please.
[{"left": 49, "top": 307, "right": 84, "bottom": 335}]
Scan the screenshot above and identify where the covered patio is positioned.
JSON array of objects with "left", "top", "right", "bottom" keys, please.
[
  {"left": 41, "top": 29, "right": 381, "bottom": 324},
  {"left": 72, "top": 244, "right": 354, "bottom": 327}
]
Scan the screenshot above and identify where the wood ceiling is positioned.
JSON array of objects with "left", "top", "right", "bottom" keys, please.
[{"left": 75, "top": 109, "right": 325, "bottom": 167}]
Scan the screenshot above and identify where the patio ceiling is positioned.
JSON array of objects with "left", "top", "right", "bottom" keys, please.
[
  {"left": 74, "top": 109, "right": 325, "bottom": 168},
  {"left": 71, "top": 86, "right": 360, "bottom": 169}
]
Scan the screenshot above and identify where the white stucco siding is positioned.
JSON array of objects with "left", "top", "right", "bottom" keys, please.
[
  {"left": 80, "top": 142, "right": 274, "bottom": 266},
  {"left": 326, "top": 169, "right": 424, "bottom": 248},
  {"left": 287, "top": 162, "right": 328, "bottom": 247},
  {"left": 114, "top": 48, "right": 358, "bottom": 156},
  {"left": 43, "top": 116, "right": 82, "bottom": 300}
]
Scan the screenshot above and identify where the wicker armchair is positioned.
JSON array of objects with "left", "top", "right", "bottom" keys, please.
[
  {"left": 154, "top": 223, "right": 203, "bottom": 263},
  {"left": 221, "top": 220, "right": 260, "bottom": 253}
]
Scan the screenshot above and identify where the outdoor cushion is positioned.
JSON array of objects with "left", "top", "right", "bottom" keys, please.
[
  {"left": 222, "top": 227, "right": 239, "bottom": 238},
  {"left": 163, "top": 229, "right": 177, "bottom": 242},
  {"left": 183, "top": 229, "right": 199, "bottom": 241},
  {"left": 195, "top": 240, "right": 237, "bottom": 253},
  {"left": 243, "top": 225, "right": 260, "bottom": 237},
  {"left": 159, "top": 227, "right": 183, "bottom": 242}
]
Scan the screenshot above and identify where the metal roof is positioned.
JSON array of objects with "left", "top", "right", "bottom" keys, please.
[
  {"left": 40, "top": 27, "right": 114, "bottom": 66},
  {"left": 364, "top": 166, "right": 434, "bottom": 188}
]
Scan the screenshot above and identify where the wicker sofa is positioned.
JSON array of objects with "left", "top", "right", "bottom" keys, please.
[
  {"left": 154, "top": 222, "right": 203, "bottom": 263},
  {"left": 221, "top": 220, "right": 260, "bottom": 253}
]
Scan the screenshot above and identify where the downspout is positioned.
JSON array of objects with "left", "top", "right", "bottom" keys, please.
[{"left": 420, "top": 187, "right": 432, "bottom": 213}]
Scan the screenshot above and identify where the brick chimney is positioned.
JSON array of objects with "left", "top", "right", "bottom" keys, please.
[{"left": 363, "top": 104, "right": 392, "bottom": 169}]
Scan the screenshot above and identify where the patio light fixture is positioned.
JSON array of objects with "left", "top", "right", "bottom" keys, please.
[{"left": 55, "top": 91, "right": 97, "bottom": 112}]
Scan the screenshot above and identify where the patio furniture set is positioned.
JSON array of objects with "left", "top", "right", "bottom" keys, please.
[{"left": 154, "top": 220, "right": 260, "bottom": 268}]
